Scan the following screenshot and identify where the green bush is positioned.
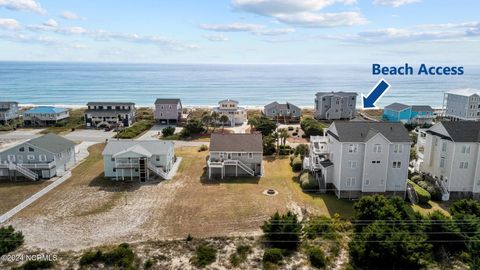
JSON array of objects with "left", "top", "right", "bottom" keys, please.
[
  {"left": 411, "top": 175, "right": 423, "bottom": 183},
  {"left": 300, "top": 172, "right": 319, "bottom": 191},
  {"left": 191, "top": 244, "right": 217, "bottom": 268},
  {"left": 294, "top": 144, "right": 309, "bottom": 157},
  {"left": 115, "top": 120, "right": 153, "bottom": 139},
  {"left": 307, "top": 247, "right": 326, "bottom": 269},
  {"left": 0, "top": 226, "right": 24, "bottom": 256},
  {"left": 15, "top": 260, "right": 54, "bottom": 270},
  {"left": 278, "top": 145, "right": 293, "bottom": 155},
  {"left": 79, "top": 250, "right": 103, "bottom": 266},
  {"left": 261, "top": 211, "right": 301, "bottom": 250},
  {"left": 263, "top": 248, "right": 284, "bottom": 264},
  {"left": 162, "top": 126, "right": 175, "bottom": 137},
  {"left": 408, "top": 180, "right": 431, "bottom": 204},
  {"left": 304, "top": 215, "right": 337, "bottom": 240},
  {"left": 180, "top": 119, "right": 205, "bottom": 138},
  {"left": 198, "top": 144, "right": 208, "bottom": 152},
  {"left": 229, "top": 244, "right": 251, "bottom": 267},
  {"left": 291, "top": 155, "right": 303, "bottom": 172},
  {"left": 79, "top": 243, "right": 135, "bottom": 269},
  {"left": 301, "top": 118, "right": 324, "bottom": 137},
  {"left": 144, "top": 258, "right": 154, "bottom": 269}
]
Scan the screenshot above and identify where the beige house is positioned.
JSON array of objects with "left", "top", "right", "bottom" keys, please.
[
  {"left": 207, "top": 133, "right": 263, "bottom": 179},
  {"left": 213, "top": 99, "right": 246, "bottom": 127}
]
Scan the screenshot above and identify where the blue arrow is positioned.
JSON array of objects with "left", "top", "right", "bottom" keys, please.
[{"left": 362, "top": 79, "right": 391, "bottom": 109}]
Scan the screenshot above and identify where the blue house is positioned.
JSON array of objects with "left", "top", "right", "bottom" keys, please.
[
  {"left": 383, "top": 103, "right": 434, "bottom": 125},
  {"left": 23, "top": 106, "right": 70, "bottom": 126}
]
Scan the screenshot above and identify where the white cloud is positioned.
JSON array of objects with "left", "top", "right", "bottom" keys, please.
[
  {"left": 0, "top": 18, "right": 21, "bottom": 30},
  {"left": 61, "top": 11, "right": 82, "bottom": 20},
  {"left": 275, "top": 11, "right": 367, "bottom": 27},
  {"left": 231, "top": 0, "right": 365, "bottom": 28},
  {"left": 43, "top": 18, "right": 58, "bottom": 27},
  {"left": 372, "top": 0, "right": 420, "bottom": 8},
  {"left": 200, "top": 22, "right": 295, "bottom": 36},
  {"left": 0, "top": 0, "right": 46, "bottom": 15},
  {"left": 205, "top": 34, "right": 229, "bottom": 42}
]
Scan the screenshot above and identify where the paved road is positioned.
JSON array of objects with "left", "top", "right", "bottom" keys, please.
[
  {"left": 65, "top": 129, "right": 116, "bottom": 142},
  {"left": 0, "top": 129, "right": 44, "bottom": 142}
]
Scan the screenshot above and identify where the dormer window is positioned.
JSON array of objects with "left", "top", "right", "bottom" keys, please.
[{"left": 19, "top": 147, "right": 25, "bottom": 152}]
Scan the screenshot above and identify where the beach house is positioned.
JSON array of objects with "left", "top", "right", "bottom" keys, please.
[
  {"left": 85, "top": 102, "right": 136, "bottom": 128},
  {"left": 23, "top": 106, "right": 70, "bottom": 126},
  {"left": 0, "top": 102, "right": 19, "bottom": 125},
  {"left": 263, "top": 101, "right": 301, "bottom": 123},
  {"left": 154, "top": 98, "right": 183, "bottom": 125},
  {"left": 102, "top": 140, "right": 175, "bottom": 182},
  {"left": 383, "top": 103, "right": 435, "bottom": 125},
  {"left": 213, "top": 99, "right": 246, "bottom": 127},
  {"left": 419, "top": 122, "right": 480, "bottom": 200},
  {"left": 314, "top": 92, "right": 357, "bottom": 120},
  {"left": 303, "top": 121, "right": 411, "bottom": 199},
  {"left": 443, "top": 88, "right": 480, "bottom": 121},
  {"left": 0, "top": 133, "right": 76, "bottom": 181},
  {"left": 207, "top": 133, "right": 263, "bottom": 179}
]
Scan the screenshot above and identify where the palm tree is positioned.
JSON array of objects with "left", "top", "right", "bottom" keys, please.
[
  {"left": 201, "top": 112, "right": 212, "bottom": 133},
  {"left": 273, "top": 131, "right": 280, "bottom": 155},
  {"left": 247, "top": 116, "right": 258, "bottom": 133},
  {"left": 211, "top": 111, "right": 219, "bottom": 131},
  {"left": 279, "top": 128, "right": 290, "bottom": 146},
  {"left": 219, "top": 115, "right": 229, "bottom": 132}
]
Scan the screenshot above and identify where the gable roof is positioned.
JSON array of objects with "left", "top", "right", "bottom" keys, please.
[
  {"left": 87, "top": 102, "right": 135, "bottom": 106},
  {"left": 27, "top": 133, "right": 76, "bottom": 154},
  {"left": 219, "top": 99, "right": 239, "bottom": 104},
  {"left": 25, "top": 106, "right": 68, "bottom": 114},
  {"left": 265, "top": 101, "right": 300, "bottom": 110},
  {"left": 384, "top": 103, "right": 410, "bottom": 112},
  {"left": 103, "top": 140, "right": 174, "bottom": 156},
  {"left": 210, "top": 133, "right": 263, "bottom": 152},
  {"left": 435, "top": 121, "right": 480, "bottom": 142},
  {"left": 316, "top": 91, "right": 357, "bottom": 97},
  {"left": 112, "top": 145, "right": 153, "bottom": 158},
  {"left": 446, "top": 88, "right": 480, "bottom": 97},
  {"left": 411, "top": 105, "right": 434, "bottom": 112},
  {"left": 328, "top": 121, "right": 411, "bottom": 143},
  {"left": 155, "top": 98, "right": 182, "bottom": 105}
]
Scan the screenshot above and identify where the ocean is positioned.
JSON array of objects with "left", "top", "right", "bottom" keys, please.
[{"left": 0, "top": 61, "right": 479, "bottom": 108}]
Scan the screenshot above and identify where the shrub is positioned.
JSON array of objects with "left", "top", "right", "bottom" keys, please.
[
  {"left": 115, "top": 120, "right": 153, "bottom": 139},
  {"left": 162, "top": 126, "right": 175, "bottom": 137},
  {"left": 300, "top": 172, "right": 319, "bottom": 191},
  {"left": 291, "top": 155, "right": 303, "bottom": 172},
  {"left": 263, "top": 248, "right": 284, "bottom": 264},
  {"left": 263, "top": 135, "right": 276, "bottom": 155},
  {"left": 186, "top": 234, "right": 193, "bottom": 242},
  {"left": 79, "top": 243, "right": 135, "bottom": 269},
  {"left": 15, "top": 260, "right": 54, "bottom": 270},
  {"left": 278, "top": 145, "right": 293, "bottom": 155},
  {"left": 294, "top": 144, "right": 309, "bottom": 157},
  {"left": 261, "top": 211, "right": 301, "bottom": 250},
  {"left": 144, "top": 258, "right": 154, "bottom": 269},
  {"left": 304, "top": 215, "right": 337, "bottom": 240},
  {"left": 229, "top": 245, "right": 252, "bottom": 267},
  {"left": 79, "top": 250, "right": 103, "bottom": 266},
  {"left": 191, "top": 244, "right": 217, "bottom": 268},
  {"left": 301, "top": 118, "right": 324, "bottom": 137},
  {"left": 408, "top": 180, "right": 431, "bottom": 204},
  {"left": 307, "top": 247, "right": 326, "bottom": 269},
  {"left": 180, "top": 119, "right": 205, "bottom": 138},
  {"left": 198, "top": 144, "right": 208, "bottom": 152},
  {"left": 410, "top": 175, "right": 423, "bottom": 183},
  {"left": 0, "top": 226, "right": 24, "bottom": 256}
]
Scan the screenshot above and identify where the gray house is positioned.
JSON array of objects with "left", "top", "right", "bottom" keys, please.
[
  {"left": 0, "top": 133, "right": 76, "bottom": 181},
  {"left": 154, "top": 98, "right": 182, "bottom": 125},
  {"left": 314, "top": 92, "right": 357, "bottom": 120},
  {"left": 103, "top": 140, "right": 175, "bottom": 182},
  {"left": 85, "top": 102, "right": 136, "bottom": 128},
  {"left": 304, "top": 121, "right": 411, "bottom": 199},
  {"left": 443, "top": 88, "right": 480, "bottom": 121},
  {"left": 23, "top": 106, "right": 70, "bottom": 126},
  {"left": 207, "top": 133, "right": 263, "bottom": 179},
  {"left": 264, "top": 101, "right": 301, "bottom": 123},
  {"left": 0, "top": 102, "right": 19, "bottom": 125}
]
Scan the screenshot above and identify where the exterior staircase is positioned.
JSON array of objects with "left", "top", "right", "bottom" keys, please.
[
  {"left": 314, "top": 172, "right": 326, "bottom": 193},
  {"left": 406, "top": 183, "right": 419, "bottom": 205},
  {"left": 231, "top": 160, "right": 255, "bottom": 176},
  {"left": 147, "top": 162, "right": 169, "bottom": 179},
  {"left": 8, "top": 163, "right": 38, "bottom": 181},
  {"left": 435, "top": 179, "right": 450, "bottom": 201}
]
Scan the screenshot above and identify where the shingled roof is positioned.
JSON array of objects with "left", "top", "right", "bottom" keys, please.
[
  {"left": 384, "top": 103, "right": 410, "bottom": 112},
  {"left": 155, "top": 98, "right": 182, "bottom": 105},
  {"left": 210, "top": 133, "right": 263, "bottom": 152},
  {"left": 28, "top": 133, "right": 76, "bottom": 154},
  {"left": 436, "top": 122, "right": 480, "bottom": 142},
  {"left": 411, "top": 105, "right": 434, "bottom": 112},
  {"left": 328, "top": 121, "right": 411, "bottom": 143}
]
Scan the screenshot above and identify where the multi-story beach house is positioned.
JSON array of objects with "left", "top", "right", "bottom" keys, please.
[
  {"left": 23, "top": 106, "right": 70, "bottom": 126},
  {"left": 263, "top": 101, "right": 301, "bottom": 123},
  {"left": 207, "top": 133, "right": 263, "bottom": 179},
  {"left": 419, "top": 121, "right": 480, "bottom": 200},
  {"left": 443, "top": 88, "right": 480, "bottom": 121},
  {"left": 154, "top": 98, "right": 183, "bottom": 125},
  {"left": 102, "top": 140, "right": 175, "bottom": 182},
  {"left": 213, "top": 99, "right": 246, "bottom": 127},
  {"left": 303, "top": 121, "right": 411, "bottom": 199},
  {"left": 85, "top": 102, "right": 136, "bottom": 128},
  {"left": 314, "top": 92, "right": 357, "bottom": 120},
  {"left": 0, "top": 133, "right": 76, "bottom": 181},
  {"left": 383, "top": 103, "right": 435, "bottom": 125},
  {"left": 0, "top": 102, "right": 19, "bottom": 125}
]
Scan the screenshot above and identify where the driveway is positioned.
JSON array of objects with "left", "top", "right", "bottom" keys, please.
[
  {"left": 137, "top": 125, "right": 183, "bottom": 141},
  {"left": 225, "top": 122, "right": 249, "bottom": 134},
  {"left": 64, "top": 129, "right": 116, "bottom": 142},
  {"left": 0, "top": 128, "right": 44, "bottom": 142}
]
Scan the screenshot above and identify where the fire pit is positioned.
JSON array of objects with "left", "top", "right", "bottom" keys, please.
[{"left": 263, "top": 189, "right": 278, "bottom": 196}]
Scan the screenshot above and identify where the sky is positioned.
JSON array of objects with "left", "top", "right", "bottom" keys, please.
[{"left": 0, "top": 0, "right": 479, "bottom": 64}]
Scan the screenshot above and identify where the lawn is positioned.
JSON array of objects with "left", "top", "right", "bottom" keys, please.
[
  {"left": 40, "top": 108, "right": 86, "bottom": 134},
  {"left": 0, "top": 181, "right": 51, "bottom": 215}
]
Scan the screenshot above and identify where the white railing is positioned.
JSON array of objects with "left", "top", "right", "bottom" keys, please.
[
  {"left": 407, "top": 184, "right": 419, "bottom": 205},
  {"left": 147, "top": 162, "right": 168, "bottom": 179},
  {"left": 235, "top": 160, "right": 255, "bottom": 176},
  {"left": 207, "top": 159, "right": 255, "bottom": 176},
  {"left": 8, "top": 163, "right": 38, "bottom": 181}
]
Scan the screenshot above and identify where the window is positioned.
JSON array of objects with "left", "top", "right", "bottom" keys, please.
[
  {"left": 380, "top": 179, "right": 385, "bottom": 185},
  {"left": 348, "top": 144, "right": 358, "bottom": 153},
  {"left": 248, "top": 153, "right": 253, "bottom": 159},
  {"left": 461, "top": 145, "right": 471, "bottom": 154},
  {"left": 372, "top": 160, "right": 381, "bottom": 164},
  {"left": 346, "top": 177, "right": 356, "bottom": 187},
  {"left": 27, "top": 155, "right": 34, "bottom": 161},
  {"left": 373, "top": 144, "right": 382, "bottom": 153},
  {"left": 39, "top": 155, "right": 47, "bottom": 162},
  {"left": 365, "top": 179, "right": 370, "bottom": 186},
  {"left": 442, "top": 141, "right": 447, "bottom": 152},
  {"left": 393, "top": 161, "right": 402, "bottom": 168},
  {"left": 7, "top": 155, "right": 15, "bottom": 162},
  {"left": 460, "top": 162, "right": 469, "bottom": 169},
  {"left": 28, "top": 147, "right": 34, "bottom": 152},
  {"left": 348, "top": 160, "right": 358, "bottom": 168},
  {"left": 393, "top": 144, "right": 403, "bottom": 153},
  {"left": 440, "top": 157, "right": 445, "bottom": 168},
  {"left": 19, "top": 147, "right": 25, "bottom": 152},
  {"left": 111, "top": 157, "right": 114, "bottom": 161},
  {"left": 113, "top": 168, "right": 116, "bottom": 172}
]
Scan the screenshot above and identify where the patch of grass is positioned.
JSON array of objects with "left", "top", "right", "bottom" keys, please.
[
  {"left": 115, "top": 120, "right": 154, "bottom": 139},
  {"left": 307, "top": 246, "right": 327, "bottom": 269},
  {"left": 75, "top": 191, "right": 125, "bottom": 217},
  {"left": 191, "top": 244, "right": 217, "bottom": 268},
  {"left": 41, "top": 108, "right": 85, "bottom": 134},
  {"left": 229, "top": 244, "right": 252, "bottom": 267},
  {"left": 79, "top": 243, "right": 136, "bottom": 269},
  {"left": 136, "top": 107, "right": 154, "bottom": 121},
  {"left": 0, "top": 181, "right": 51, "bottom": 215},
  {"left": 263, "top": 248, "right": 284, "bottom": 266},
  {"left": 13, "top": 260, "right": 54, "bottom": 270},
  {"left": 0, "top": 226, "right": 24, "bottom": 256}
]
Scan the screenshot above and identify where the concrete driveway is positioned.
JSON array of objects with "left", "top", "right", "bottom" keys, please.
[
  {"left": 137, "top": 125, "right": 183, "bottom": 140},
  {"left": 64, "top": 129, "right": 116, "bottom": 142},
  {"left": 0, "top": 128, "right": 44, "bottom": 141}
]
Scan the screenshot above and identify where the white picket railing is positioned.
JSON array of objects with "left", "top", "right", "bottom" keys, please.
[
  {"left": 8, "top": 163, "right": 38, "bottom": 181},
  {"left": 147, "top": 162, "right": 168, "bottom": 179}
]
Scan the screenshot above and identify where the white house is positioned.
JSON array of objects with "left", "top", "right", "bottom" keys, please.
[
  {"left": 419, "top": 121, "right": 480, "bottom": 200},
  {"left": 212, "top": 99, "right": 246, "bottom": 127},
  {"left": 102, "top": 140, "right": 175, "bottom": 182},
  {"left": 314, "top": 92, "right": 357, "bottom": 120},
  {"left": 304, "top": 121, "right": 411, "bottom": 199},
  {"left": 443, "top": 88, "right": 480, "bottom": 121}
]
